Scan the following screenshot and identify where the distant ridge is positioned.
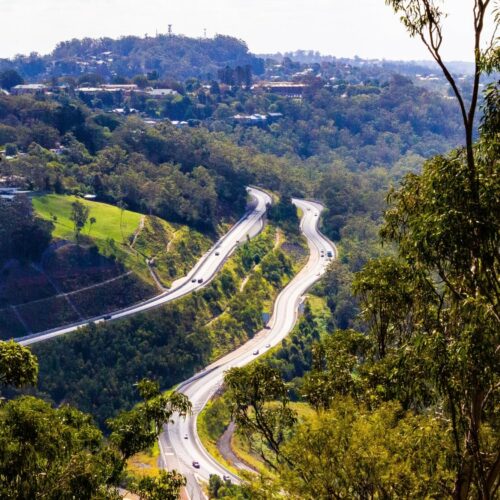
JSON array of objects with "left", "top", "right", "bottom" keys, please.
[
  {"left": 259, "top": 51, "right": 476, "bottom": 75},
  {"left": 0, "top": 34, "right": 265, "bottom": 82}
]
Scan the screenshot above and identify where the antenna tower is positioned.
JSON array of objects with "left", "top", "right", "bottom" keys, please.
[{"left": 168, "top": 24, "right": 172, "bottom": 37}]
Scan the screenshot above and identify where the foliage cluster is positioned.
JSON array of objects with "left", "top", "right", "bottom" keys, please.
[
  {"left": 221, "top": 50, "right": 500, "bottom": 500},
  {"left": 30, "top": 224, "right": 298, "bottom": 427},
  {"left": 0, "top": 341, "right": 189, "bottom": 499},
  {"left": 0, "top": 195, "right": 53, "bottom": 265}
]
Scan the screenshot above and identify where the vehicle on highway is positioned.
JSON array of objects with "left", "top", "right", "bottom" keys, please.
[
  {"left": 162, "top": 197, "right": 335, "bottom": 492},
  {"left": 103, "top": 315, "right": 111, "bottom": 320},
  {"left": 315, "top": 213, "right": 318, "bottom": 216},
  {"left": 17, "top": 187, "right": 273, "bottom": 348},
  {"left": 327, "top": 250, "right": 333, "bottom": 257},
  {"left": 198, "top": 278, "right": 203, "bottom": 283},
  {"left": 184, "top": 434, "right": 188, "bottom": 440},
  {"left": 192, "top": 461, "right": 200, "bottom": 468},
  {"left": 223, "top": 475, "right": 231, "bottom": 482},
  {"left": 215, "top": 251, "right": 220, "bottom": 256}
]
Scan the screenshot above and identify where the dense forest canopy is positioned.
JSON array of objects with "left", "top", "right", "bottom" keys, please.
[{"left": 0, "top": 340, "right": 191, "bottom": 499}]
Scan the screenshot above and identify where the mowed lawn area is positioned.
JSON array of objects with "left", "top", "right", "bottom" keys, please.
[{"left": 33, "top": 194, "right": 142, "bottom": 244}]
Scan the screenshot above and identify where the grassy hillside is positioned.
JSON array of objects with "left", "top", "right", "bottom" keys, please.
[
  {"left": 32, "top": 194, "right": 142, "bottom": 244},
  {"left": 133, "top": 215, "right": 213, "bottom": 288},
  {"left": 33, "top": 194, "right": 152, "bottom": 283},
  {"left": 0, "top": 194, "right": 214, "bottom": 337},
  {"left": 33, "top": 194, "right": 214, "bottom": 287}
]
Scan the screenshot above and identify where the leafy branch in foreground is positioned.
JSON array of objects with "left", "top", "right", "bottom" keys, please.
[
  {"left": 225, "top": 363, "right": 297, "bottom": 470},
  {"left": 385, "top": 0, "right": 497, "bottom": 201},
  {"left": 0, "top": 341, "right": 191, "bottom": 499},
  {"left": 129, "top": 470, "right": 186, "bottom": 500}
]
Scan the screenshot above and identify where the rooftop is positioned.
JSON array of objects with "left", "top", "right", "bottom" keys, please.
[
  {"left": 147, "top": 88, "right": 179, "bottom": 96},
  {"left": 12, "top": 84, "right": 47, "bottom": 90}
]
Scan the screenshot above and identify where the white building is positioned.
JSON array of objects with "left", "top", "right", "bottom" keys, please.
[
  {"left": 146, "top": 88, "right": 179, "bottom": 98},
  {"left": 11, "top": 84, "right": 48, "bottom": 95}
]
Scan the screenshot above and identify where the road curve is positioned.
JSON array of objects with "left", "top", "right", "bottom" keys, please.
[
  {"left": 16, "top": 187, "right": 272, "bottom": 346},
  {"left": 161, "top": 199, "right": 336, "bottom": 499}
]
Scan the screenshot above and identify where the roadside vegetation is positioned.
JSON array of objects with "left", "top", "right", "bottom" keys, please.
[
  {"left": 126, "top": 442, "right": 162, "bottom": 479},
  {"left": 133, "top": 216, "right": 212, "bottom": 287},
  {"left": 0, "top": 341, "right": 191, "bottom": 499},
  {"left": 197, "top": 295, "right": 330, "bottom": 477},
  {"left": 30, "top": 217, "right": 306, "bottom": 428}
]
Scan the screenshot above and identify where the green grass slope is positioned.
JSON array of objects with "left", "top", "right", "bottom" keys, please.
[
  {"left": 33, "top": 194, "right": 142, "bottom": 243},
  {"left": 33, "top": 194, "right": 151, "bottom": 283},
  {"left": 133, "top": 216, "right": 213, "bottom": 287},
  {"left": 0, "top": 194, "right": 216, "bottom": 337}
]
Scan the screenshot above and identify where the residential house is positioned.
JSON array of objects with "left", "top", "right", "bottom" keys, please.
[{"left": 11, "top": 84, "right": 48, "bottom": 95}]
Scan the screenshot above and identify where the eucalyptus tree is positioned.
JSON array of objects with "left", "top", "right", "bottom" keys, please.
[
  {"left": 0, "top": 341, "right": 191, "bottom": 499},
  {"left": 223, "top": 3, "right": 499, "bottom": 498}
]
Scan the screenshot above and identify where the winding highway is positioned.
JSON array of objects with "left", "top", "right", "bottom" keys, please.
[
  {"left": 160, "top": 199, "right": 336, "bottom": 499},
  {"left": 16, "top": 187, "right": 272, "bottom": 346}
]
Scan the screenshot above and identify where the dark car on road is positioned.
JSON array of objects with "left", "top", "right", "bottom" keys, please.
[{"left": 192, "top": 461, "right": 200, "bottom": 468}]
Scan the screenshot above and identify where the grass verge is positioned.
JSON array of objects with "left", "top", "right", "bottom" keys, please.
[
  {"left": 127, "top": 442, "right": 161, "bottom": 478},
  {"left": 197, "top": 398, "right": 242, "bottom": 478}
]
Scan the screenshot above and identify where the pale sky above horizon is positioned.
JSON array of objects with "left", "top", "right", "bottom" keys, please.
[{"left": 0, "top": 0, "right": 496, "bottom": 61}]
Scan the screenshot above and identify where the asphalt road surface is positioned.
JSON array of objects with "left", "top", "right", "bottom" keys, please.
[
  {"left": 161, "top": 198, "right": 336, "bottom": 500},
  {"left": 16, "top": 187, "right": 272, "bottom": 346}
]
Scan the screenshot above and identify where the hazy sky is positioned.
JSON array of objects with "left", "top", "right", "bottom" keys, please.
[{"left": 0, "top": 0, "right": 494, "bottom": 61}]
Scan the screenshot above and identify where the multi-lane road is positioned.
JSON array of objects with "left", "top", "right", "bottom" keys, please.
[
  {"left": 14, "top": 188, "right": 335, "bottom": 499},
  {"left": 160, "top": 198, "right": 336, "bottom": 499},
  {"left": 16, "top": 187, "right": 272, "bottom": 346}
]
